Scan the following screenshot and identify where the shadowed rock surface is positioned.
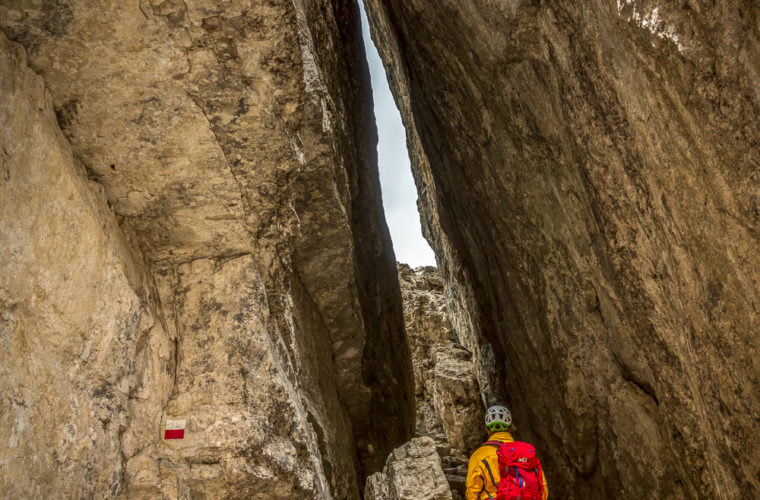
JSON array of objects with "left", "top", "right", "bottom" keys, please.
[
  {"left": 364, "top": 0, "right": 760, "bottom": 498},
  {"left": 0, "top": 0, "right": 414, "bottom": 497}
]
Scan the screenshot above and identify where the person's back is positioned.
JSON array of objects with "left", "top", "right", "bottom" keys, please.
[{"left": 465, "top": 405, "right": 548, "bottom": 500}]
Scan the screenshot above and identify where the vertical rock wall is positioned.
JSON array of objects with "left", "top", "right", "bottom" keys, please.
[
  {"left": 0, "top": 34, "right": 169, "bottom": 497},
  {"left": 364, "top": 0, "right": 760, "bottom": 498},
  {"left": 0, "top": 0, "right": 414, "bottom": 497}
]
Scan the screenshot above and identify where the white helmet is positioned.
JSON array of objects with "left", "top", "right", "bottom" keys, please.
[{"left": 485, "top": 405, "right": 512, "bottom": 432}]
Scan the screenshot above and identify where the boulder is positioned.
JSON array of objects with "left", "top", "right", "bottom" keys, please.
[{"left": 364, "top": 437, "right": 453, "bottom": 500}]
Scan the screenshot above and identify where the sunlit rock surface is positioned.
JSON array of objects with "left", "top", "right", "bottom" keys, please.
[
  {"left": 366, "top": 1, "right": 760, "bottom": 498},
  {"left": 0, "top": 34, "right": 166, "bottom": 498},
  {"left": 395, "top": 264, "right": 482, "bottom": 499},
  {"left": 364, "top": 264, "right": 488, "bottom": 499},
  {"left": 0, "top": 0, "right": 414, "bottom": 497}
]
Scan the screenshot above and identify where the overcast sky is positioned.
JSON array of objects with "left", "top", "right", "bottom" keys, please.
[{"left": 359, "top": 4, "right": 436, "bottom": 268}]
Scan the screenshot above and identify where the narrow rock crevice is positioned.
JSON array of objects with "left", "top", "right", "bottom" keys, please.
[
  {"left": 362, "top": 0, "right": 760, "bottom": 497},
  {"left": 0, "top": 1, "right": 414, "bottom": 497},
  {"left": 3, "top": 1, "right": 760, "bottom": 499},
  {"left": 365, "top": 265, "right": 485, "bottom": 500}
]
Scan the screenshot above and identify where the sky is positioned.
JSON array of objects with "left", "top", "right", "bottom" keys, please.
[{"left": 359, "top": 4, "right": 437, "bottom": 268}]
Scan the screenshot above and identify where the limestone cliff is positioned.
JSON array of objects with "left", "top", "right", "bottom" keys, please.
[
  {"left": 364, "top": 1, "right": 760, "bottom": 498},
  {"left": 0, "top": 1, "right": 414, "bottom": 498},
  {"left": 5, "top": 0, "right": 760, "bottom": 498}
]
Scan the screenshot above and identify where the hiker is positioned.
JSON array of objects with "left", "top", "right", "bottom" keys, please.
[{"left": 465, "top": 405, "right": 548, "bottom": 500}]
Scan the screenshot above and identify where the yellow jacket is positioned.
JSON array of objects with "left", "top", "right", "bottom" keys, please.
[{"left": 465, "top": 432, "right": 548, "bottom": 500}]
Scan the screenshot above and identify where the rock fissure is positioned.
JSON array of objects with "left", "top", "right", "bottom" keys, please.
[
  {"left": 362, "top": 0, "right": 760, "bottom": 497},
  {"left": 0, "top": 0, "right": 418, "bottom": 495},
  {"left": 182, "top": 90, "right": 255, "bottom": 225},
  {"left": 2, "top": 0, "right": 760, "bottom": 498}
]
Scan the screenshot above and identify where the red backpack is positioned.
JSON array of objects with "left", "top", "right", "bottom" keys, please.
[{"left": 482, "top": 440, "right": 544, "bottom": 500}]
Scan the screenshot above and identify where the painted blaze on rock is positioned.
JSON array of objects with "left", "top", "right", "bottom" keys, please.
[
  {"left": 0, "top": 0, "right": 414, "bottom": 497},
  {"left": 164, "top": 419, "right": 186, "bottom": 440}
]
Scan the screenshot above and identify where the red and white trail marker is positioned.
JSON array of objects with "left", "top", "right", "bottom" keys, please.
[{"left": 164, "top": 419, "right": 186, "bottom": 439}]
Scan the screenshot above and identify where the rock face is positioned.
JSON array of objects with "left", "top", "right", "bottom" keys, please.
[
  {"left": 0, "top": 0, "right": 415, "bottom": 497},
  {"left": 5, "top": 0, "right": 760, "bottom": 498},
  {"left": 398, "top": 264, "right": 484, "bottom": 454},
  {"left": 364, "top": 437, "right": 452, "bottom": 500},
  {"left": 366, "top": 265, "right": 485, "bottom": 499},
  {"left": 395, "top": 264, "right": 482, "bottom": 499},
  {"left": 1, "top": 35, "right": 165, "bottom": 498},
  {"left": 365, "top": 1, "right": 760, "bottom": 498}
]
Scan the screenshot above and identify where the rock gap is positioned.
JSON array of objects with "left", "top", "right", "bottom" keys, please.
[
  {"left": 2, "top": 1, "right": 760, "bottom": 499},
  {"left": 358, "top": 2, "right": 435, "bottom": 268},
  {"left": 361, "top": 0, "right": 760, "bottom": 498}
]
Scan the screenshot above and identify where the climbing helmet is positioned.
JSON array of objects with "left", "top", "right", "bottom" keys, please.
[{"left": 485, "top": 404, "right": 512, "bottom": 432}]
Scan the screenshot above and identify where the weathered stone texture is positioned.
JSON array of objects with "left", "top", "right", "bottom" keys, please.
[
  {"left": 1, "top": 0, "right": 414, "bottom": 497},
  {"left": 364, "top": 437, "right": 452, "bottom": 500},
  {"left": 430, "top": 347, "right": 484, "bottom": 454},
  {"left": 396, "top": 264, "right": 481, "bottom": 498},
  {"left": 125, "top": 255, "right": 342, "bottom": 498},
  {"left": 366, "top": 1, "right": 760, "bottom": 498},
  {"left": 398, "top": 264, "right": 453, "bottom": 345},
  {"left": 0, "top": 32, "right": 168, "bottom": 497},
  {"left": 398, "top": 264, "right": 484, "bottom": 454}
]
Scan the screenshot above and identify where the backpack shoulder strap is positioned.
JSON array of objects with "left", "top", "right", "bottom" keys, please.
[
  {"left": 481, "top": 458, "right": 497, "bottom": 488},
  {"left": 481, "top": 440, "right": 503, "bottom": 489}
]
